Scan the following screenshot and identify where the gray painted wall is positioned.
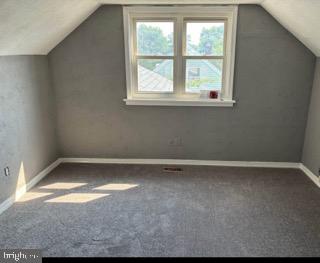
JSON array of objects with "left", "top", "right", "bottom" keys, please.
[
  {"left": 49, "top": 5, "right": 315, "bottom": 162},
  {"left": 302, "top": 58, "right": 320, "bottom": 175},
  {"left": 0, "top": 56, "right": 57, "bottom": 204}
]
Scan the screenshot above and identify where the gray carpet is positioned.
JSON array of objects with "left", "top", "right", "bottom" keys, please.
[{"left": 0, "top": 163, "right": 320, "bottom": 257}]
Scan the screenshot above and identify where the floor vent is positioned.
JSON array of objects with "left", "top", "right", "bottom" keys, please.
[{"left": 163, "top": 167, "right": 183, "bottom": 172}]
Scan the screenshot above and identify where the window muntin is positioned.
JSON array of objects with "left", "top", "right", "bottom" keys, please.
[{"left": 124, "top": 6, "right": 237, "bottom": 105}]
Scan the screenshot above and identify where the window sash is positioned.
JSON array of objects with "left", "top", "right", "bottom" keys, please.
[
  {"left": 133, "top": 19, "right": 227, "bottom": 97},
  {"left": 133, "top": 18, "right": 177, "bottom": 95}
]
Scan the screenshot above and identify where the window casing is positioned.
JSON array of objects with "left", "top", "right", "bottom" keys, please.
[{"left": 123, "top": 6, "right": 238, "bottom": 106}]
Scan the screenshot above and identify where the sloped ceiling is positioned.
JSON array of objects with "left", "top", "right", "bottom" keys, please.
[
  {"left": 0, "top": 0, "right": 319, "bottom": 56},
  {"left": 262, "top": 0, "right": 320, "bottom": 56},
  {"left": 0, "top": 0, "right": 100, "bottom": 55}
]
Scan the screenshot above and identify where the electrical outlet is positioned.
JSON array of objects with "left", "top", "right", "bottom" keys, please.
[
  {"left": 169, "top": 137, "right": 182, "bottom": 147},
  {"left": 4, "top": 167, "right": 10, "bottom": 176}
]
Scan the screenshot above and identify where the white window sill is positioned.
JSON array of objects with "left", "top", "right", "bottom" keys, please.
[{"left": 124, "top": 98, "right": 236, "bottom": 107}]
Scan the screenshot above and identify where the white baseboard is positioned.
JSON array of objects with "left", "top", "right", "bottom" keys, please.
[
  {"left": 299, "top": 164, "right": 320, "bottom": 188},
  {"left": 60, "top": 158, "right": 318, "bottom": 187},
  {"left": 59, "top": 158, "right": 301, "bottom": 169},
  {"left": 0, "top": 158, "right": 318, "bottom": 216},
  {"left": 0, "top": 159, "right": 61, "bottom": 216}
]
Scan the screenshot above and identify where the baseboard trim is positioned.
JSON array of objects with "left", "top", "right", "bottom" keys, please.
[
  {"left": 0, "top": 159, "right": 61, "bottom": 216},
  {"left": 1, "top": 158, "right": 319, "bottom": 216},
  {"left": 299, "top": 164, "right": 320, "bottom": 188},
  {"left": 60, "top": 158, "right": 319, "bottom": 188},
  {"left": 60, "top": 157, "right": 300, "bottom": 169}
]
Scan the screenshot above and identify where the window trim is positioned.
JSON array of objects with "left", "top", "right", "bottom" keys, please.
[{"left": 123, "top": 5, "right": 238, "bottom": 106}]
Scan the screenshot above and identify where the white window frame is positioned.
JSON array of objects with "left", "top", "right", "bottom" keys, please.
[{"left": 123, "top": 6, "right": 238, "bottom": 107}]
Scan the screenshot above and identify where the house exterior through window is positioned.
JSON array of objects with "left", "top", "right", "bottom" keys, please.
[{"left": 123, "top": 6, "right": 238, "bottom": 106}]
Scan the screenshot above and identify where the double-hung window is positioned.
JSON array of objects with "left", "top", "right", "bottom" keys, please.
[{"left": 123, "top": 6, "right": 238, "bottom": 106}]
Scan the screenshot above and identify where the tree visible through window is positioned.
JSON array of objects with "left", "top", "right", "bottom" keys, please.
[{"left": 137, "top": 23, "right": 173, "bottom": 56}]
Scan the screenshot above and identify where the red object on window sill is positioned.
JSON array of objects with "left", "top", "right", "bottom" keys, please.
[{"left": 209, "top": 90, "right": 218, "bottom": 99}]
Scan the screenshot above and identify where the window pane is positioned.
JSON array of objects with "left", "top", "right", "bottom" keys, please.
[
  {"left": 138, "top": 59, "right": 173, "bottom": 92},
  {"left": 185, "top": 59, "right": 223, "bottom": 93},
  {"left": 137, "top": 22, "right": 174, "bottom": 56},
  {"left": 186, "top": 22, "right": 224, "bottom": 56}
]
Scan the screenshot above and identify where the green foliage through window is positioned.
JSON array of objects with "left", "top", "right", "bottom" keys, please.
[
  {"left": 137, "top": 24, "right": 173, "bottom": 56},
  {"left": 198, "top": 26, "right": 224, "bottom": 56}
]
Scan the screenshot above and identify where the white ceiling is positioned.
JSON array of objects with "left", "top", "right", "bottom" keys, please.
[
  {"left": 0, "top": 0, "right": 100, "bottom": 55},
  {"left": 262, "top": 0, "right": 320, "bottom": 56},
  {"left": 0, "top": 0, "right": 319, "bottom": 56}
]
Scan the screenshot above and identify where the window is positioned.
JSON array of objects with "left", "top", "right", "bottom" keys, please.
[
  {"left": 136, "top": 21, "right": 174, "bottom": 93},
  {"left": 123, "top": 6, "right": 238, "bottom": 106}
]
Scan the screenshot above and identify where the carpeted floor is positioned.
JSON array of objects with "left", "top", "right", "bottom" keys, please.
[{"left": 0, "top": 163, "right": 320, "bottom": 257}]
